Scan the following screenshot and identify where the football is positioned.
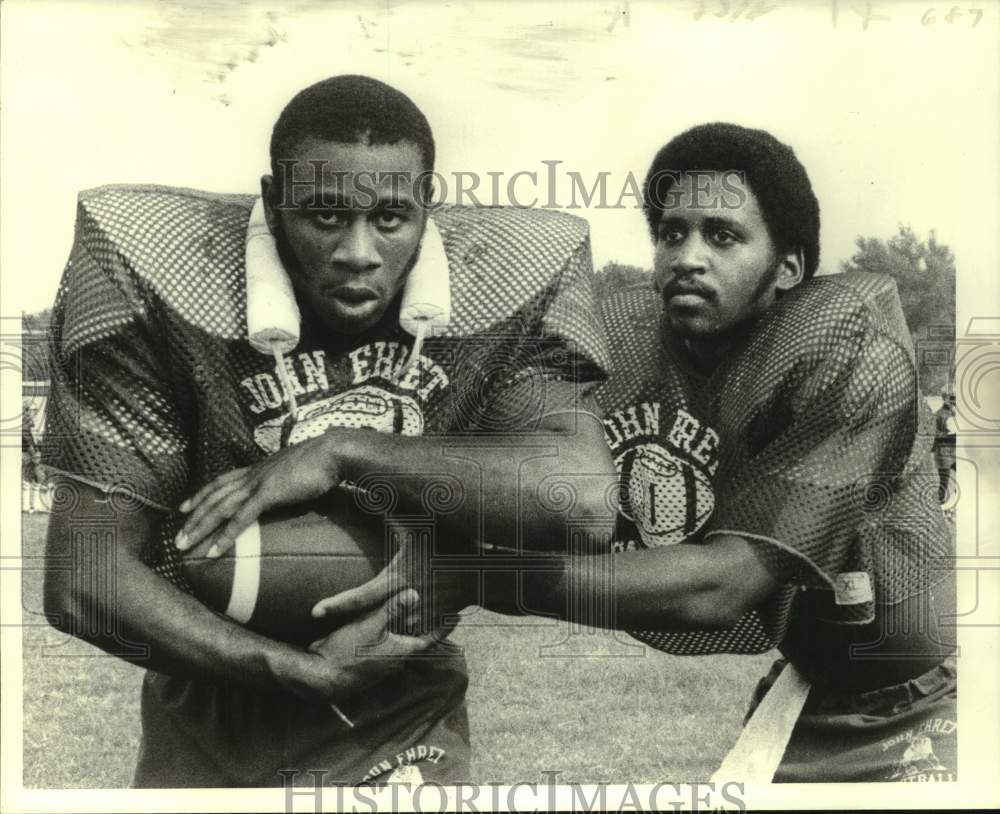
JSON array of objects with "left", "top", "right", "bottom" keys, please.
[{"left": 181, "top": 490, "right": 392, "bottom": 645}]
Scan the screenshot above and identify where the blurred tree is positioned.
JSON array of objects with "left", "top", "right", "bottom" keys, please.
[
  {"left": 22, "top": 309, "right": 52, "bottom": 333},
  {"left": 592, "top": 261, "right": 651, "bottom": 303},
  {"left": 21, "top": 309, "right": 52, "bottom": 383},
  {"left": 840, "top": 226, "right": 955, "bottom": 396}
]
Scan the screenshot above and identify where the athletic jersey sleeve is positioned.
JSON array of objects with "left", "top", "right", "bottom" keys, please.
[
  {"left": 41, "top": 197, "right": 190, "bottom": 512},
  {"left": 476, "top": 229, "right": 610, "bottom": 431},
  {"left": 705, "top": 276, "right": 944, "bottom": 613}
]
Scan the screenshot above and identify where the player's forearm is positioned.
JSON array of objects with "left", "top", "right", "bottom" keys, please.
[
  {"left": 43, "top": 487, "right": 339, "bottom": 703},
  {"left": 46, "top": 549, "right": 315, "bottom": 693},
  {"left": 331, "top": 416, "right": 617, "bottom": 551},
  {"left": 520, "top": 536, "right": 780, "bottom": 631}
]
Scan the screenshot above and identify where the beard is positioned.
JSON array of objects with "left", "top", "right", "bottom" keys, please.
[{"left": 660, "top": 257, "right": 784, "bottom": 369}]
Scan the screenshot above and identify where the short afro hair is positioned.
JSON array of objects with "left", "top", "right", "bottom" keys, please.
[
  {"left": 270, "top": 75, "right": 435, "bottom": 177},
  {"left": 643, "top": 123, "right": 821, "bottom": 279}
]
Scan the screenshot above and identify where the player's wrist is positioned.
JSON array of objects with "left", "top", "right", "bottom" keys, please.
[
  {"left": 327, "top": 427, "right": 391, "bottom": 484},
  {"left": 306, "top": 431, "right": 347, "bottom": 491},
  {"left": 263, "top": 644, "right": 344, "bottom": 705}
]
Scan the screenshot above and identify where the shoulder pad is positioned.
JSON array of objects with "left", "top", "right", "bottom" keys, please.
[
  {"left": 431, "top": 206, "right": 591, "bottom": 335},
  {"left": 76, "top": 184, "right": 254, "bottom": 339}
]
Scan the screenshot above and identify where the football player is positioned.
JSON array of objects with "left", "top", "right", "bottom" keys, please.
[
  {"left": 42, "top": 75, "right": 615, "bottom": 786},
  {"left": 324, "top": 123, "right": 958, "bottom": 783},
  {"left": 933, "top": 389, "right": 958, "bottom": 504}
]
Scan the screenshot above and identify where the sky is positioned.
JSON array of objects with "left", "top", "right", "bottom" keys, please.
[{"left": 1, "top": 0, "right": 998, "bottom": 315}]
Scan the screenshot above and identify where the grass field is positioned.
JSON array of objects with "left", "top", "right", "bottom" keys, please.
[{"left": 19, "top": 512, "right": 774, "bottom": 787}]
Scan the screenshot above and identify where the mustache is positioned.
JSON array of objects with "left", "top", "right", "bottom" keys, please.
[{"left": 661, "top": 277, "right": 716, "bottom": 301}]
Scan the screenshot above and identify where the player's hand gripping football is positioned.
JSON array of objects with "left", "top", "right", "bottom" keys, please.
[
  {"left": 291, "top": 587, "right": 436, "bottom": 707},
  {"left": 175, "top": 432, "right": 341, "bottom": 558},
  {"left": 311, "top": 534, "right": 473, "bottom": 637}
]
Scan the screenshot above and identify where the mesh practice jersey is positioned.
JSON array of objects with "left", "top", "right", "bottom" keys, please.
[
  {"left": 42, "top": 184, "right": 611, "bottom": 589},
  {"left": 595, "top": 275, "right": 953, "bottom": 655}
]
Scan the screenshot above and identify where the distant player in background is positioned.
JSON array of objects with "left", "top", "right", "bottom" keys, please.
[
  {"left": 22, "top": 404, "right": 43, "bottom": 512},
  {"left": 327, "top": 123, "right": 958, "bottom": 783},
  {"left": 933, "top": 389, "right": 958, "bottom": 504},
  {"left": 42, "top": 75, "right": 613, "bottom": 787}
]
